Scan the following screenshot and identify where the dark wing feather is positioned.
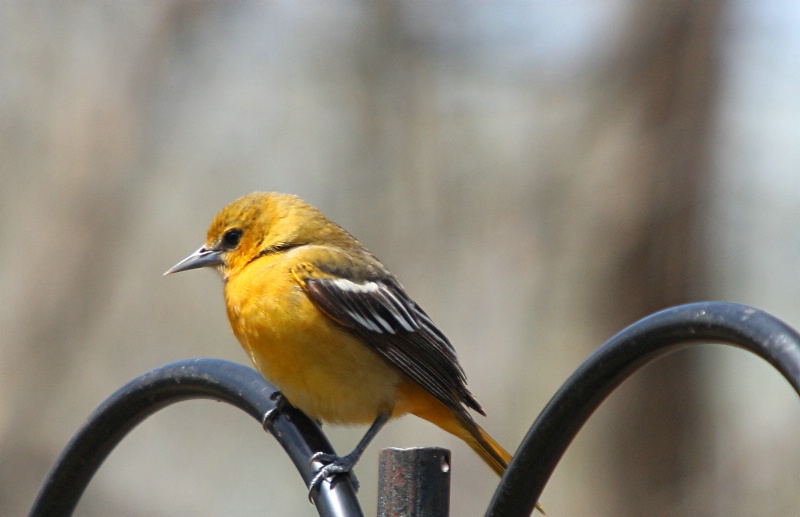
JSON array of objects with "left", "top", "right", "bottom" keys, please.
[{"left": 298, "top": 269, "right": 484, "bottom": 417}]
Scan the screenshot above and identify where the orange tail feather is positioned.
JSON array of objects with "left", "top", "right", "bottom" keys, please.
[{"left": 401, "top": 387, "right": 545, "bottom": 514}]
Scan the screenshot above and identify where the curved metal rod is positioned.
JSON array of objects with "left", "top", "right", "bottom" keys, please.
[
  {"left": 486, "top": 301, "right": 800, "bottom": 517},
  {"left": 29, "top": 358, "right": 363, "bottom": 517}
]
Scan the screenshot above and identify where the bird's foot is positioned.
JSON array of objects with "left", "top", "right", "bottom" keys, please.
[
  {"left": 261, "top": 391, "right": 287, "bottom": 432},
  {"left": 307, "top": 451, "right": 360, "bottom": 500}
]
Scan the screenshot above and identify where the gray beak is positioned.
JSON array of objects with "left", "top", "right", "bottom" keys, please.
[{"left": 164, "top": 246, "right": 224, "bottom": 275}]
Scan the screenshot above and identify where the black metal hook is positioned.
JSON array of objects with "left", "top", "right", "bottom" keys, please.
[
  {"left": 31, "top": 302, "right": 800, "bottom": 516},
  {"left": 486, "top": 301, "right": 800, "bottom": 517},
  {"left": 29, "top": 358, "right": 363, "bottom": 517}
]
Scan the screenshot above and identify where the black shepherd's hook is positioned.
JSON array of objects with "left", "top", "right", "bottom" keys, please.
[
  {"left": 29, "top": 302, "right": 800, "bottom": 516},
  {"left": 29, "top": 358, "right": 363, "bottom": 517},
  {"left": 487, "top": 301, "right": 800, "bottom": 517}
]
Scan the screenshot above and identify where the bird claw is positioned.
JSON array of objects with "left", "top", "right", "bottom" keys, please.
[
  {"left": 262, "top": 391, "right": 287, "bottom": 432},
  {"left": 310, "top": 451, "right": 341, "bottom": 465},
  {"left": 307, "top": 451, "right": 360, "bottom": 501}
]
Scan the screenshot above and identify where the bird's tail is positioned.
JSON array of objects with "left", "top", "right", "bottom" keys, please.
[
  {"left": 410, "top": 398, "right": 545, "bottom": 514},
  {"left": 454, "top": 414, "right": 510, "bottom": 476}
]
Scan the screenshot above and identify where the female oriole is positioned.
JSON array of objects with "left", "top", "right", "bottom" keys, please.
[{"left": 166, "top": 192, "right": 542, "bottom": 511}]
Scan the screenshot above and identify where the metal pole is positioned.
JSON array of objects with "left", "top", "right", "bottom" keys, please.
[{"left": 378, "top": 447, "right": 450, "bottom": 517}]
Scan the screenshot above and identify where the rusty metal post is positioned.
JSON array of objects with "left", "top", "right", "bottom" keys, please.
[{"left": 377, "top": 447, "right": 450, "bottom": 517}]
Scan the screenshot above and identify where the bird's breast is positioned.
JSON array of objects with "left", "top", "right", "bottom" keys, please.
[{"left": 223, "top": 256, "right": 402, "bottom": 424}]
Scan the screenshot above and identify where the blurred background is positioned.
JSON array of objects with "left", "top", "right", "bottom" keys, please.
[{"left": 2, "top": 1, "right": 799, "bottom": 515}]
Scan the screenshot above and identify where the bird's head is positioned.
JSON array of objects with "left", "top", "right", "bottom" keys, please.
[{"left": 165, "top": 191, "right": 346, "bottom": 280}]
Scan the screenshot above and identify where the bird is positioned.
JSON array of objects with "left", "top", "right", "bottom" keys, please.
[{"left": 166, "top": 192, "right": 543, "bottom": 512}]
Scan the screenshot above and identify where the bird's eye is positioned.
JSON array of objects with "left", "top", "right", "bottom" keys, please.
[{"left": 221, "top": 228, "right": 243, "bottom": 249}]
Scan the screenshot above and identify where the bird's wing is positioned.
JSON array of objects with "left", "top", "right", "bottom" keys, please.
[{"left": 292, "top": 260, "right": 484, "bottom": 417}]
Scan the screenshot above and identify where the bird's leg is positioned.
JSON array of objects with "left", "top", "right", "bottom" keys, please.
[
  {"left": 308, "top": 411, "right": 390, "bottom": 495},
  {"left": 262, "top": 391, "right": 288, "bottom": 432}
]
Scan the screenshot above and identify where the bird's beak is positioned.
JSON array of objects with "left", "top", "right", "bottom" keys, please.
[{"left": 164, "top": 246, "right": 224, "bottom": 275}]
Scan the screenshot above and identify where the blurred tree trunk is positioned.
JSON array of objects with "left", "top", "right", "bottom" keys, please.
[{"left": 600, "top": 1, "right": 721, "bottom": 514}]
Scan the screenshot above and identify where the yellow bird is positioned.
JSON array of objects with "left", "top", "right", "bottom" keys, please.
[{"left": 166, "top": 192, "right": 542, "bottom": 511}]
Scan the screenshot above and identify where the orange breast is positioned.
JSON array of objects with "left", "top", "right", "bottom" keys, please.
[{"left": 224, "top": 250, "right": 402, "bottom": 424}]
